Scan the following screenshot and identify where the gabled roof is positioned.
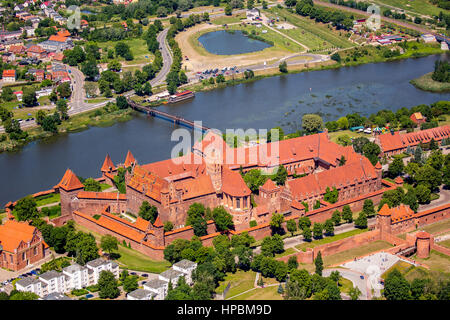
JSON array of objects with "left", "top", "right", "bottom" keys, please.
[
  {"left": 378, "top": 203, "right": 391, "bottom": 216},
  {"left": 2, "top": 69, "right": 15, "bottom": 77},
  {"left": 124, "top": 150, "right": 136, "bottom": 167},
  {"left": 153, "top": 216, "right": 163, "bottom": 228},
  {"left": 55, "top": 169, "right": 84, "bottom": 191},
  {"left": 260, "top": 179, "right": 277, "bottom": 191},
  {"left": 101, "top": 154, "right": 116, "bottom": 172},
  {"left": 0, "top": 220, "right": 37, "bottom": 252}
]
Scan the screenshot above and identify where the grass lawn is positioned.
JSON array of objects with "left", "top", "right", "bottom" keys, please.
[
  {"left": 216, "top": 270, "right": 256, "bottom": 298},
  {"left": 274, "top": 247, "right": 296, "bottom": 258},
  {"left": 295, "top": 228, "right": 368, "bottom": 251},
  {"left": 116, "top": 244, "right": 171, "bottom": 274},
  {"left": 414, "top": 219, "right": 450, "bottom": 235},
  {"left": 328, "top": 129, "right": 368, "bottom": 143},
  {"left": 381, "top": 260, "right": 413, "bottom": 279},
  {"left": 100, "top": 183, "right": 112, "bottom": 191},
  {"left": 412, "top": 250, "right": 450, "bottom": 274},
  {"left": 85, "top": 98, "right": 109, "bottom": 104},
  {"left": 74, "top": 222, "right": 170, "bottom": 273},
  {"left": 372, "top": 0, "right": 448, "bottom": 17},
  {"left": 322, "top": 240, "right": 393, "bottom": 267},
  {"left": 230, "top": 285, "right": 283, "bottom": 300},
  {"left": 94, "top": 38, "right": 154, "bottom": 66},
  {"left": 338, "top": 277, "right": 353, "bottom": 294},
  {"left": 267, "top": 7, "right": 354, "bottom": 51},
  {"left": 35, "top": 193, "right": 61, "bottom": 207},
  {"left": 439, "top": 239, "right": 450, "bottom": 249},
  {"left": 211, "top": 12, "right": 246, "bottom": 25}
]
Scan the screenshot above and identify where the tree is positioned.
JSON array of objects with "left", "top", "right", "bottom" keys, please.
[
  {"left": 341, "top": 205, "right": 353, "bottom": 223},
  {"left": 331, "top": 210, "right": 341, "bottom": 225},
  {"left": 416, "top": 184, "right": 431, "bottom": 204},
  {"left": 415, "top": 164, "right": 442, "bottom": 192},
  {"left": 225, "top": 4, "right": 232, "bottom": 15},
  {"left": 388, "top": 157, "right": 404, "bottom": 178},
  {"left": 352, "top": 137, "right": 370, "bottom": 154},
  {"left": 384, "top": 269, "right": 411, "bottom": 300},
  {"left": 323, "top": 187, "right": 339, "bottom": 204},
  {"left": 272, "top": 165, "right": 288, "bottom": 186},
  {"left": 56, "top": 100, "right": 69, "bottom": 120},
  {"left": 81, "top": 59, "right": 99, "bottom": 81},
  {"left": 1, "top": 87, "right": 14, "bottom": 102},
  {"left": 13, "top": 196, "right": 39, "bottom": 221},
  {"left": 313, "top": 223, "right": 323, "bottom": 239},
  {"left": 164, "top": 221, "right": 174, "bottom": 232},
  {"left": 83, "top": 178, "right": 101, "bottom": 192},
  {"left": 270, "top": 213, "right": 285, "bottom": 235},
  {"left": 403, "top": 188, "right": 419, "bottom": 212},
  {"left": 336, "top": 134, "right": 351, "bottom": 146},
  {"left": 331, "top": 52, "right": 341, "bottom": 63},
  {"left": 298, "top": 217, "right": 311, "bottom": 230},
  {"left": 98, "top": 270, "right": 120, "bottom": 299},
  {"left": 108, "top": 60, "right": 122, "bottom": 72},
  {"left": 324, "top": 219, "right": 334, "bottom": 235},
  {"left": 123, "top": 275, "right": 139, "bottom": 293},
  {"left": 9, "top": 291, "right": 39, "bottom": 300},
  {"left": 212, "top": 206, "right": 234, "bottom": 231},
  {"left": 302, "top": 226, "right": 312, "bottom": 241},
  {"left": 302, "top": 114, "right": 324, "bottom": 133},
  {"left": 349, "top": 286, "right": 362, "bottom": 300},
  {"left": 315, "top": 251, "right": 323, "bottom": 276},
  {"left": 287, "top": 255, "right": 299, "bottom": 270},
  {"left": 362, "top": 199, "right": 376, "bottom": 218},
  {"left": 243, "top": 169, "right": 268, "bottom": 193},
  {"left": 116, "top": 96, "right": 128, "bottom": 109},
  {"left": 355, "top": 211, "right": 367, "bottom": 229},
  {"left": 57, "top": 82, "right": 72, "bottom": 99},
  {"left": 287, "top": 219, "right": 297, "bottom": 236},
  {"left": 414, "top": 145, "right": 423, "bottom": 163},
  {"left": 362, "top": 142, "right": 381, "bottom": 166},
  {"left": 22, "top": 88, "right": 37, "bottom": 107},
  {"left": 138, "top": 201, "right": 158, "bottom": 224},
  {"left": 100, "top": 235, "right": 119, "bottom": 258},
  {"left": 279, "top": 61, "right": 288, "bottom": 73}
]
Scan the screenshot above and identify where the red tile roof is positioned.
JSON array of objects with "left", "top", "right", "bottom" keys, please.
[
  {"left": 127, "top": 165, "right": 168, "bottom": 202},
  {"left": 55, "top": 169, "right": 84, "bottom": 191},
  {"left": 101, "top": 154, "right": 116, "bottom": 172},
  {"left": 124, "top": 150, "right": 136, "bottom": 167},
  {"left": 222, "top": 166, "right": 251, "bottom": 197},
  {"left": 0, "top": 220, "right": 37, "bottom": 252},
  {"left": 48, "top": 35, "right": 68, "bottom": 42},
  {"left": 153, "top": 216, "right": 163, "bottom": 228},
  {"left": 378, "top": 203, "right": 391, "bottom": 216},
  {"left": 27, "top": 45, "right": 46, "bottom": 53},
  {"left": 2, "top": 69, "right": 15, "bottom": 78},
  {"left": 76, "top": 191, "right": 126, "bottom": 201},
  {"left": 260, "top": 179, "right": 277, "bottom": 191},
  {"left": 416, "top": 231, "right": 430, "bottom": 239},
  {"left": 378, "top": 125, "right": 450, "bottom": 153}
]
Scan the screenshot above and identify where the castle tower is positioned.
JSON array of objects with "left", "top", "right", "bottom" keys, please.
[
  {"left": 101, "top": 154, "right": 117, "bottom": 185},
  {"left": 416, "top": 231, "right": 431, "bottom": 259},
  {"left": 205, "top": 147, "right": 222, "bottom": 192},
  {"left": 374, "top": 161, "right": 382, "bottom": 188},
  {"left": 152, "top": 216, "right": 165, "bottom": 247},
  {"left": 377, "top": 203, "right": 392, "bottom": 235},
  {"left": 54, "top": 169, "right": 84, "bottom": 218},
  {"left": 124, "top": 150, "right": 136, "bottom": 168}
]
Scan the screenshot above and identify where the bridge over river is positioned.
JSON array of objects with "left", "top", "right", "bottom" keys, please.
[{"left": 127, "top": 99, "right": 210, "bottom": 132}]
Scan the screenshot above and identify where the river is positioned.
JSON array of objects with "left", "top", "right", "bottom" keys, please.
[{"left": 1, "top": 54, "right": 449, "bottom": 206}]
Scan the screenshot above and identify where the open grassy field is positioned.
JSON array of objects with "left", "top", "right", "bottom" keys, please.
[
  {"left": 94, "top": 38, "right": 154, "bottom": 66},
  {"left": 439, "top": 239, "right": 450, "bottom": 249},
  {"left": 74, "top": 222, "right": 170, "bottom": 273},
  {"left": 295, "top": 228, "right": 369, "bottom": 251},
  {"left": 322, "top": 240, "right": 393, "bottom": 267},
  {"left": 35, "top": 193, "right": 60, "bottom": 207},
  {"left": 413, "top": 218, "right": 450, "bottom": 235},
  {"left": 216, "top": 270, "right": 256, "bottom": 298},
  {"left": 267, "top": 7, "right": 354, "bottom": 51},
  {"left": 328, "top": 129, "right": 368, "bottom": 143},
  {"left": 372, "top": 0, "right": 449, "bottom": 17},
  {"left": 413, "top": 250, "right": 450, "bottom": 273},
  {"left": 230, "top": 285, "right": 283, "bottom": 300},
  {"left": 211, "top": 12, "right": 246, "bottom": 25}
]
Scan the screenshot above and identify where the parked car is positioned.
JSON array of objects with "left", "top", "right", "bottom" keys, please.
[
  {"left": 141, "top": 274, "right": 148, "bottom": 278},
  {"left": 86, "top": 294, "right": 94, "bottom": 299},
  {"left": 360, "top": 275, "right": 364, "bottom": 279}
]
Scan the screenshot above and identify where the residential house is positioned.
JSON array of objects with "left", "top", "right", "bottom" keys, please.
[
  {"left": 410, "top": 112, "right": 426, "bottom": 125},
  {"left": 62, "top": 263, "right": 90, "bottom": 289},
  {"left": 40, "top": 292, "right": 72, "bottom": 300},
  {"left": 2, "top": 69, "right": 16, "bottom": 82},
  {"left": 85, "top": 258, "right": 120, "bottom": 284},
  {"left": 158, "top": 268, "right": 184, "bottom": 287},
  {"left": 39, "top": 270, "right": 67, "bottom": 296},
  {"left": 142, "top": 279, "right": 168, "bottom": 300},
  {"left": 126, "top": 288, "right": 156, "bottom": 300},
  {"left": 27, "top": 45, "right": 47, "bottom": 59},
  {"left": 172, "top": 259, "right": 197, "bottom": 285}
]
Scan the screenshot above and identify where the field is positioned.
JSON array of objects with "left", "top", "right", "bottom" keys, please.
[
  {"left": 216, "top": 270, "right": 257, "bottom": 298},
  {"left": 439, "top": 239, "right": 450, "bottom": 249},
  {"left": 412, "top": 250, "right": 450, "bottom": 273},
  {"left": 413, "top": 218, "right": 450, "bottom": 235},
  {"left": 267, "top": 7, "right": 354, "bottom": 52},
  {"left": 74, "top": 222, "right": 170, "bottom": 273},
  {"left": 94, "top": 38, "right": 155, "bottom": 67},
  {"left": 410, "top": 72, "right": 450, "bottom": 93},
  {"left": 211, "top": 12, "right": 246, "bottom": 25},
  {"left": 295, "top": 228, "right": 369, "bottom": 251},
  {"left": 35, "top": 193, "right": 61, "bottom": 207},
  {"left": 3, "top": 94, "right": 54, "bottom": 121},
  {"left": 230, "top": 285, "right": 283, "bottom": 300},
  {"left": 322, "top": 240, "right": 393, "bottom": 267},
  {"left": 372, "top": 0, "right": 449, "bottom": 18}
]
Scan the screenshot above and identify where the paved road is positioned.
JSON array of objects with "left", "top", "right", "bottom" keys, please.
[
  {"left": 323, "top": 268, "right": 370, "bottom": 300},
  {"left": 151, "top": 28, "right": 173, "bottom": 87}
]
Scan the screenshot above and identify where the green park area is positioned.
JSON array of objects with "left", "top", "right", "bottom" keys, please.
[
  {"left": 373, "top": 0, "right": 448, "bottom": 17},
  {"left": 266, "top": 7, "right": 354, "bottom": 52},
  {"left": 211, "top": 12, "right": 246, "bottom": 25},
  {"left": 35, "top": 193, "right": 61, "bottom": 207},
  {"left": 95, "top": 38, "right": 155, "bottom": 67},
  {"left": 410, "top": 72, "right": 450, "bottom": 93},
  {"left": 74, "top": 222, "right": 170, "bottom": 274}
]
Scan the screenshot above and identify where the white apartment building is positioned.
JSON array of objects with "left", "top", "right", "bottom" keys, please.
[
  {"left": 16, "top": 259, "right": 119, "bottom": 297},
  {"left": 127, "top": 259, "right": 197, "bottom": 301}
]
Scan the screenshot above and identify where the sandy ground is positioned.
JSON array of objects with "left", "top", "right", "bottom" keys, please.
[{"left": 176, "top": 23, "right": 293, "bottom": 73}]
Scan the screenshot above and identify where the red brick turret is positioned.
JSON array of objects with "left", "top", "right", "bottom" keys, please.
[{"left": 416, "top": 231, "right": 431, "bottom": 258}]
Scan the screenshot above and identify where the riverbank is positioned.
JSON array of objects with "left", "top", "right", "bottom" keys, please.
[
  {"left": 0, "top": 107, "right": 136, "bottom": 153},
  {"left": 410, "top": 72, "right": 450, "bottom": 93},
  {"left": 184, "top": 43, "right": 446, "bottom": 93}
]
